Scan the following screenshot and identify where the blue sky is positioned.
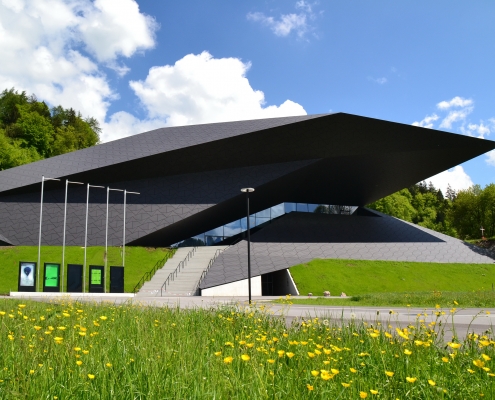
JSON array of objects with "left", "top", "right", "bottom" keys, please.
[{"left": 0, "top": 0, "right": 493, "bottom": 194}]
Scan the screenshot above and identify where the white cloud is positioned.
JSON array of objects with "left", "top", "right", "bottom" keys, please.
[
  {"left": 486, "top": 150, "right": 495, "bottom": 167},
  {"left": 426, "top": 166, "right": 474, "bottom": 194},
  {"left": 128, "top": 51, "right": 306, "bottom": 127},
  {"left": 247, "top": 1, "right": 319, "bottom": 38},
  {"left": 78, "top": 0, "right": 157, "bottom": 62},
  {"left": 101, "top": 111, "right": 166, "bottom": 142},
  {"left": 0, "top": 0, "right": 157, "bottom": 129},
  {"left": 412, "top": 114, "right": 438, "bottom": 129},
  {"left": 368, "top": 76, "right": 387, "bottom": 85},
  {"left": 439, "top": 107, "right": 473, "bottom": 129},
  {"left": 437, "top": 96, "right": 473, "bottom": 110}
]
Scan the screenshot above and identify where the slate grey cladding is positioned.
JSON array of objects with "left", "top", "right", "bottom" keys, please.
[{"left": 199, "top": 210, "right": 494, "bottom": 290}]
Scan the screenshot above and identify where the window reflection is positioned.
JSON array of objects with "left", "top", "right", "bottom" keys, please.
[{"left": 174, "top": 201, "right": 356, "bottom": 247}]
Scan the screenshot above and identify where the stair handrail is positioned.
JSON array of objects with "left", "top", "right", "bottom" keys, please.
[
  {"left": 132, "top": 249, "right": 175, "bottom": 294},
  {"left": 160, "top": 246, "right": 197, "bottom": 296},
  {"left": 194, "top": 248, "right": 225, "bottom": 295}
]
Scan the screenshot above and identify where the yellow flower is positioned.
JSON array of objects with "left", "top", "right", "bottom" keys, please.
[
  {"left": 29, "top": 369, "right": 34, "bottom": 374},
  {"left": 8, "top": 334, "right": 14, "bottom": 341},
  {"left": 406, "top": 377, "right": 417, "bottom": 383},
  {"left": 78, "top": 332, "right": 86, "bottom": 336},
  {"left": 311, "top": 370, "right": 319, "bottom": 377},
  {"left": 286, "top": 352, "right": 294, "bottom": 358},
  {"left": 442, "top": 357, "right": 449, "bottom": 363},
  {"left": 54, "top": 337, "right": 63, "bottom": 344},
  {"left": 0, "top": 311, "right": 5, "bottom": 316},
  {"left": 314, "top": 349, "right": 322, "bottom": 355},
  {"left": 350, "top": 368, "right": 357, "bottom": 373},
  {"left": 277, "top": 350, "right": 285, "bottom": 357},
  {"left": 370, "top": 389, "right": 378, "bottom": 395},
  {"left": 360, "top": 392, "right": 368, "bottom": 399},
  {"left": 482, "top": 354, "right": 491, "bottom": 361},
  {"left": 87, "top": 374, "right": 95, "bottom": 380},
  {"left": 330, "top": 368, "right": 339, "bottom": 374},
  {"left": 99, "top": 316, "right": 107, "bottom": 320},
  {"left": 428, "top": 379, "right": 436, "bottom": 386},
  {"left": 307, "top": 384, "right": 313, "bottom": 391},
  {"left": 18, "top": 304, "right": 26, "bottom": 309},
  {"left": 34, "top": 326, "right": 42, "bottom": 331},
  {"left": 267, "top": 359, "right": 275, "bottom": 364},
  {"left": 308, "top": 352, "right": 315, "bottom": 358},
  {"left": 105, "top": 363, "right": 112, "bottom": 367},
  {"left": 76, "top": 361, "right": 83, "bottom": 366},
  {"left": 74, "top": 347, "right": 81, "bottom": 351},
  {"left": 404, "top": 349, "right": 412, "bottom": 355},
  {"left": 223, "top": 356, "right": 233, "bottom": 364},
  {"left": 341, "top": 382, "right": 350, "bottom": 388},
  {"left": 448, "top": 342, "right": 461, "bottom": 349},
  {"left": 320, "top": 371, "right": 333, "bottom": 380},
  {"left": 82, "top": 350, "right": 89, "bottom": 355},
  {"left": 479, "top": 340, "right": 490, "bottom": 347},
  {"left": 62, "top": 313, "right": 70, "bottom": 317},
  {"left": 467, "top": 369, "right": 475, "bottom": 374},
  {"left": 474, "top": 360, "right": 485, "bottom": 368},
  {"left": 57, "top": 326, "right": 66, "bottom": 331},
  {"left": 241, "top": 354, "right": 250, "bottom": 361},
  {"left": 214, "top": 351, "right": 222, "bottom": 356},
  {"left": 369, "top": 332, "right": 379, "bottom": 338},
  {"left": 385, "top": 371, "right": 394, "bottom": 377}
]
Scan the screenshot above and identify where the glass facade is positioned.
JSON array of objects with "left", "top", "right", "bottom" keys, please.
[{"left": 174, "top": 203, "right": 357, "bottom": 247}]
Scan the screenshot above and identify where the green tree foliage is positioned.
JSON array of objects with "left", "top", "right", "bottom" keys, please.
[
  {"left": 368, "top": 181, "right": 495, "bottom": 240},
  {"left": 0, "top": 88, "right": 100, "bottom": 170}
]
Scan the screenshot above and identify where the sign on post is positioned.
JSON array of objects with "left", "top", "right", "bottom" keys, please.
[
  {"left": 89, "top": 265, "right": 104, "bottom": 293},
  {"left": 18, "top": 261, "right": 36, "bottom": 292},
  {"left": 43, "top": 263, "right": 60, "bottom": 292}
]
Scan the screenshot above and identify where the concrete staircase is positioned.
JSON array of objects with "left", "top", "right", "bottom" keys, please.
[{"left": 136, "top": 246, "right": 227, "bottom": 296}]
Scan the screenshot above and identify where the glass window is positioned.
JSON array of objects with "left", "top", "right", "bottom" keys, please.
[
  {"left": 307, "top": 204, "right": 318, "bottom": 213},
  {"left": 270, "top": 203, "right": 284, "bottom": 219},
  {"left": 205, "top": 236, "right": 223, "bottom": 246},
  {"left": 224, "top": 220, "right": 242, "bottom": 237},
  {"left": 256, "top": 208, "right": 271, "bottom": 218},
  {"left": 296, "top": 203, "right": 308, "bottom": 212},
  {"left": 205, "top": 226, "right": 223, "bottom": 236},
  {"left": 284, "top": 203, "right": 296, "bottom": 213},
  {"left": 255, "top": 217, "right": 269, "bottom": 227},
  {"left": 240, "top": 216, "right": 256, "bottom": 231}
]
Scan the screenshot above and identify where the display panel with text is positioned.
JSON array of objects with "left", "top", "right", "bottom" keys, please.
[
  {"left": 43, "top": 263, "right": 60, "bottom": 292},
  {"left": 89, "top": 265, "right": 104, "bottom": 293},
  {"left": 18, "top": 261, "right": 36, "bottom": 292}
]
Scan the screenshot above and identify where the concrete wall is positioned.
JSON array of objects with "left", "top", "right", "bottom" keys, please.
[{"left": 201, "top": 276, "right": 261, "bottom": 296}]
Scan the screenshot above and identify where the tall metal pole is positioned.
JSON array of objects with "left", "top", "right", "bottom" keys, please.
[
  {"left": 61, "top": 180, "right": 83, "bottom": 292},
  {"left": 105, "top": 186, "right": 109, "bottom": 293},
  {"left": 122, "top": 191, "right": 140, "bottom": 268},
  {"left": 37, "top": 176, "right": 45, "bottom": 293},
  {"left": 84, "top": 183, "right": 89, "bottom": 293},
  {"left": 241, "top": 188, "right": 255, "bottom": 304},
  {"left": 38, "top": 176, "right": 60, "bottom": 292},
  {"left": 62, "top": 180, "right": 68, "bottom": 292}
]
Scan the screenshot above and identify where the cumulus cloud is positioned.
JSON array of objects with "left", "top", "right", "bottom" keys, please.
[
  {"left": 437, "top": 96, "right": 473, "bottom": 110},
  {"left": 486, "top": 150, "right": 495, "bottom": 167},
  {"left": 412, "top": 114, "right": 439, "bottom": 129},
  {"left": 426, "top": 166, "right": 474, "bottom": 194},
  {"left": 0, "top": 0, "right": 157, "bottom": 127},
  {"left": 247, "top": 1, "right": 319, "bottom": 38},
  {"left": 128, "top": 51, "right": 306, "bottom": 128},
  {"left": 367, "top": 76, "right": 387, "bottom": 85}
]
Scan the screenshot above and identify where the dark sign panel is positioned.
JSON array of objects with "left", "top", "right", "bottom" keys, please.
[
  {"left": 67, "top": 264, "right": 83, "bottom": 293},
  {"left": 110, "top": 266, "right": 124, "bottom": 293},
  {"left": 43, "top": 263, "right": 60, "bottom": 292},
  {"left": 18, "top": 261, "right": 36, "bottom": 292},
  {"left": 89, "top": 265, "right": 104, "bottom": 293}
]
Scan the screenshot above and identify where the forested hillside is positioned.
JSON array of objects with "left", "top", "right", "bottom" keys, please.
[
  {"left": 367, "top": 181, "right": 495, "bottom": 240},
  {"left": 0, "top": 88, "right": 100, "bottom": 170}
]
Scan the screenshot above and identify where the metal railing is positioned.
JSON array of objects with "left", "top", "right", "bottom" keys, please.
[
  {"left": 194, "top": 248, "right": 225, "bottom": 295},
  {"left": 160, "top": 247, "right": 197, "bottom": 296},
  {"left": 132, "top": 250, "right": 175, "bottom": 294}
]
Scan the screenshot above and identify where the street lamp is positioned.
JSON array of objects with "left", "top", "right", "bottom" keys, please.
[
  {"left": 105, "top": 187, "right": 124, "bottom": 293},
  {"left": 38, "top": 176, "right": 61, "bottom": 292},
  {"left": 122, "top": 190, "right": 140, "bottom": 268},
  {"left": 241, "top": 188, "right": 255, "bottom": 304}
]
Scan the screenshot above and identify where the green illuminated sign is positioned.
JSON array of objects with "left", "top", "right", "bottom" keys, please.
[
  {"left": 44, "top": 264, "right": 59, "bottom": 287},
  {"left": 91, "top": 269, "right": 102, "bottom": 285}
]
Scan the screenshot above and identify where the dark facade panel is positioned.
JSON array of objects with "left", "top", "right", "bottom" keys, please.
[{"left": 199, "top": 211, "right": 495, "bottom": 290}]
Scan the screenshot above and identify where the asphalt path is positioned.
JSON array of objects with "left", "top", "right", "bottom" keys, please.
[{"left": 4, "top": 294, "right": 495, "bottom": 341}]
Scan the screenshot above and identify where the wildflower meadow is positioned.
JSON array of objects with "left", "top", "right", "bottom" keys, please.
[{"left": 0, "top": 298, "right": 494, "bottom": 399}]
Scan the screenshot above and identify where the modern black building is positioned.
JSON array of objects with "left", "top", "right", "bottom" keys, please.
[{"left": 1, "top": 113, "right": 494, "bottom": 294}]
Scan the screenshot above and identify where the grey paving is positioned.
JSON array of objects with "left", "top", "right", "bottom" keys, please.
[{"left": 200, "top": 209, "right": 495, "bottom": 290}]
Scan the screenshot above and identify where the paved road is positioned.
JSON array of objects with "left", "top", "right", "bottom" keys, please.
[{"left": 3, "top": 294, "right": 495, "bottom": 340}]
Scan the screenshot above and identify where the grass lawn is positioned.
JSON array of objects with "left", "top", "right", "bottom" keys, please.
[
  {"left": 277, "top": 291, "right": 495, "bottom": 308},
  {"left": 0, "top": 246, "right": 174, "bottom": 294},
  {"left": 290, "top": 259, "right": 495, "bottom": 297},
  {"left": 1, "top": 298, "right": 494, "bottom": 399}
]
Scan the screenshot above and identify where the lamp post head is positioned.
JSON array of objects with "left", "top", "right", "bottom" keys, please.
[{"left": 241, "top": 188, "right": 255, "bottom": 193}]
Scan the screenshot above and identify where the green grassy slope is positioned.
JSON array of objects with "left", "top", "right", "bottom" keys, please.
[
  {"left": 0, "top": 246, "right": 174, "bottom": 293},
  {"left": 290, "top": 258, "right": 495, "bottom": 296}
]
